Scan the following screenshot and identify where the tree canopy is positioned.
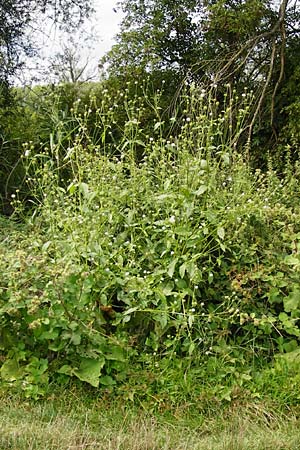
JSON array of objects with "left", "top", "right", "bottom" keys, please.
[{"left": 102, "top": 0, "right": 300, "bottom": 159}]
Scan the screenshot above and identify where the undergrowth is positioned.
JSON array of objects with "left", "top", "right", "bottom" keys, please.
[{"left": 1, "top": 85, "right": 300, "bottom": 403}]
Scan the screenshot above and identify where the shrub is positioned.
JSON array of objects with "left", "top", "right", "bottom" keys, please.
[{"left": 1, "top": 86, "right": 300, "bottom": 399}]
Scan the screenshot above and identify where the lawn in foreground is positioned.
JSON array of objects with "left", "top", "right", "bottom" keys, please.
[{"left": 1, "top": 391, "right": 300, "bottom": 450}]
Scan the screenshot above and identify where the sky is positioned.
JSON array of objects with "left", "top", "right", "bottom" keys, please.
[
  {"left": 20, "top": 0, "right": 124, "bottom": 84},
  {"left": 93, "top": 0, "right": 123, "bottom": 57}
]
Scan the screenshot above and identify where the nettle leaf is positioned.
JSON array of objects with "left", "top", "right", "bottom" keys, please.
[
  {"left": 73, "top": 357, "right": 105, "bottom": 388},
  {"left": 0, "top": 359, "right": 24, "bottom": 381}
]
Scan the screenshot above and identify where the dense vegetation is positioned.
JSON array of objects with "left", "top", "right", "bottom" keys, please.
[{"left": 1, "top": 0, "right": 300, "bottom": 426}]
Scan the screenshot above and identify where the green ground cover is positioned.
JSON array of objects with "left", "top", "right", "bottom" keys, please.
[{"left": 1, "top": 392, "right": 300, "bottom": 450}]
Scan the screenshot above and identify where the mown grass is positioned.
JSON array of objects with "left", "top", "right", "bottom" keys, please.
[{"left": 1, "top": 392, "right": 300, "bottom": 450}]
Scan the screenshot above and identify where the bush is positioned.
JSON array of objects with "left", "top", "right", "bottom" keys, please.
[{"left": 1, "top": 86, "right": 300, "bottom": 399}]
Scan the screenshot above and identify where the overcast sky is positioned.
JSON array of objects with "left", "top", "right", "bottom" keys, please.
[
  {"left": 93, "top": 0, "right": 123, "bottom": 57},
  {"left": 20, "top": 0, "right": 123, "bottom": 84}
]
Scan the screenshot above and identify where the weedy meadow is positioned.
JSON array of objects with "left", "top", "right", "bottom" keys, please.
[{"left": 1, "top": 83, "right": 300, "bottom": 408}]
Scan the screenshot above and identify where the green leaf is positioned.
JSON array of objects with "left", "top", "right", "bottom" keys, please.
[
  {"left": 186, "top": 261, "right": 197, "bottom": 278},
  {"left": 73, "top": 357, "right": 105, "bottom": 388},
  {"left": 284, "top": 290, "right": 300, "bottom": 312},
  {"left": 195, "top": 185, "right": 208, "bottom": 196},
  {"left": 161, "top": 281, "right": 174, "bottom": 296},
  {"left": 285, "top": 255, "right": 300, "bottom": 268},
  {"left": 167, "top": 259, "right": 178, "bottom": 278},
  {"left": 135, "top": 140, "right": 146, "bottom": 147},
  {"left": 179, "top": 263, "right": 187, "bottom": 279},
  {"left": 200, "top": 159, "right": 208, "bottom": 169},
  {"left": 217, "top": 226, "right": 225, "bottom": 240},
  {"left": 154, "top": 121, "right": 164, "bottom": 131},
  {"left": 106, "top": 346, "right": 125, "bottom": 362},
  {"left": 99, "top": 375, "right": 116, "bottom": 386},
  {"left": 221, "top": 153, "right": 230, "bottom": 166},
  {"left": 1, "top": 359, "right": 24, "bottom": 381},
  {"left": 57, "top": 365, "right": 73, "bottom": 375},
  {"left": 70, "top": 332, "right": 81, "bottom": 346},
  {"left": 42, "top": 241, "right": 52, "bottom": 252},
  {"left": 79, "top": 182, "right": 90, "bottom": 199}
]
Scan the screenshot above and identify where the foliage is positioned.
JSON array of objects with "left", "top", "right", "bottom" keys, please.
[
  {"left": 0, "top": 76, "right": 182, "bottom": 210},
  {"left": 0, "top": 0, "right": 93, "bottom": 211},
  {"left": 104, "top": 0, "right": 300, "bottom": 164},
  {"left": 1, "top": 87, "right": 300, "bottom": 399}
]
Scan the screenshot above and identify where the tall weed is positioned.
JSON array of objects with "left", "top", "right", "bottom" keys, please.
[{"left": 1, "top": 86, "right": 300, "bottom": 400}]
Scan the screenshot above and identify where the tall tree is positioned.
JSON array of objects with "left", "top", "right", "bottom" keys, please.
[{"left": 103, "top": 0, "right": 300, "bottom": 158}]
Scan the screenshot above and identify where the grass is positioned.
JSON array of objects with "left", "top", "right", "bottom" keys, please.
[{"left": 1, "top": 391, "right": 300, "bottom": 449}]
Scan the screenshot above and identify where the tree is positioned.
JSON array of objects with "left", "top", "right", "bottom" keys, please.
[
  {"left": 103, "top": 0, "right": 300, "bottom": 161},
  {"left": 47, "top": 32, "right": 98, "bottom": 84},
  {"left": 0, "top": 0, "right": 93, "bottom": 90},
  {"left": 101, "top": 0, "right": 203, "bottom": 77}
]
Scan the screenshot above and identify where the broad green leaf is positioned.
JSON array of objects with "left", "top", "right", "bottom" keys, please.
[
  {"left": 282, "top": 340, "right": 298, "bottom": 353},
  {"left": 123, "top": 306, "right": 139, "bottom": 315},
  {"left": 268, "top": 288, "right": 281, "bottom": 304},
  {"left": 221, "top": 153, "right": 230, "bottom": 166},
  {"left": 135, "top": 140, "right": 146, "bottom": 147},
  {"left": 167, "top": 259, "right": 178, "bottom": 278},
  {"left": 161, "top": 281, "right": 174, "bottom": 296},
  {"left": 1, "top": 359, "right": 24, "bottom": 381},
  {"left": 73, "top": 357, "right": 105, "bottom": 388},
  {"left": 57, "top": 365, "right": 73, "bottom": 375},
  {"left": 285, "top": 255, "right": 300, "bottom": 268},
  {"left": 186, "top": 261, "right": 197, "bottom": 278},
  {"left": 79, "top": 182, "right": 90, "bottom": 199},
  {"left": 154, "top": 121, "right": 164, "bottom": 131},
  {"left": 284, "top": 290, "right": 300, "bottom": 312},
  {"left": 156, "top": 313, "right": 168, "bottom": 329},
  {"left": 106, "top": 346, "right": 125, "bottom": 362},
  {"left": 99, "top": 375, "right": 116, "bottom": 386},
  {"left": 42, "top": 241, "right": 52, "bottom": 252},
  {"left": 67, "top": 182, "right": 77, "bottom": 195},
  {"left": 188, "top": 341, "right": 195, "bottom": 355},
  {"left": 70, "top": 333, "right": 81, "bottom": 346}
]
